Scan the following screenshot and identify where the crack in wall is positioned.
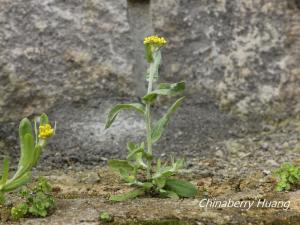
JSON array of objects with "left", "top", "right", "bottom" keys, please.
[{"left": 127, "top": 0, "right": 153, "bottom": 96}]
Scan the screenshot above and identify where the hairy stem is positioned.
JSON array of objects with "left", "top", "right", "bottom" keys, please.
[{"left": 145, "top": 58, "right": 154, "bottom": 180}]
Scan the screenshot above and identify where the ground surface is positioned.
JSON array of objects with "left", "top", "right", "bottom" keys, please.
[
  {"left": 1, "top": 116, "right": 300, "bottom": 225},
  {"left": 1, "top": 165, "right": 300, "bottom": 225}
]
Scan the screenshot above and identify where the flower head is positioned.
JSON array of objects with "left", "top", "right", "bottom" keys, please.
[
  {"left": 144, "top": 35, "right": 167, "bottom": 47},
  {"left": 39, "top": 123, "right": 54, "bottom": 139}
]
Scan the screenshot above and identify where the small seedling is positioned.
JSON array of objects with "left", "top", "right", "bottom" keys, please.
[
  {"left": 0, "top": 113, "right": 55, "bottom": 204},
  {"left": 105, "top": 36, "right": 197, "bottom": 201},
  {"left": 273, "top": 163, "right": 300, "bottom": 191},
  {"left": 11, "top": 177, "right": 55, "bottom": 220},
  {"left": 99, "top": 211, "right": 114, "bottom": 223}
]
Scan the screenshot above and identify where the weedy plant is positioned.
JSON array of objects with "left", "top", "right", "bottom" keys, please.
[
  {"left": 105, "top": 36, "right": 197, "bottom": 201},
  {"left": 11, "top": 177, "right": 55, "bottom": 220},
  {"left": 0, "top": 113, "right": 55, "bottom": 204},
  {"left": 99, "top": 211, "right": 114, "bottom": 223},
  {"left": 273, "top": 163, "right": 300, "bottom": 192}
]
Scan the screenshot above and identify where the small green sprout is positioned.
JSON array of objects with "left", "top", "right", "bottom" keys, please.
[
  {"left": 0, "top": 113, "right": 55, "bottom": 204},
  {"left": 273, "top": 163, "right": 300, "bottom": 191},
  {"left": 99, "top": 211, "right": 114, "bottom": 223},
  {"left": 11, "top": 177, "right": 55, "bottom": 220},
  {"left": 105, "top": 36, "right": 197, "bottom": 201}
]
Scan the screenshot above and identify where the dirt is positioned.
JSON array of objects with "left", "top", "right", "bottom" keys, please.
[
  {"left": 0, "top": 167, "right": 299, "bottom": 225},
  {"left": 0, "top": 117, "right": 300, "bottom": 225}
]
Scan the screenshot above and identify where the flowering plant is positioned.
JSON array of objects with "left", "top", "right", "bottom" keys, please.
[
  {"left": 105, "top": 36, "right": 197, "bottom": 201},
  {"left": 0, "top": 113, "right": 55, "bottom": 204}
]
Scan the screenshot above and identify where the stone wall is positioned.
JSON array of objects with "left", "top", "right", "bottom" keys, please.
[
  {"left": 0, "top": 0, "right": 299, "bottom": 166},
  {"left": 152, "top": 0, "right": 300, "bottom": 117}
]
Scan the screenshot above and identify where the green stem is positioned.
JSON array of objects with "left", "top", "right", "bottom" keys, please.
[
  {"left": 146, "top": 104, "right": 152, "bottom": 179},
  {"left": 145, "top": 57, "right": 154, "bottom": 180}
]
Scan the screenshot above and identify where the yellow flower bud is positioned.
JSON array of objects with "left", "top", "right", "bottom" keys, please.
[
  {"left": 144, "top": 35, "right": 167, "bottom": 47},
  {"left": 39, "top": 124, "right": 54, "bottom": 139}
]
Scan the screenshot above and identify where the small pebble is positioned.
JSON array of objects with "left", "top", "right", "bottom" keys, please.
[{"left": 215, "top": 150, "right": 224, "bottom": 158}]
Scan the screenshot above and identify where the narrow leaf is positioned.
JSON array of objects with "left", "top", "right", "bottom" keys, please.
[
  {"left": 151, "top": 97, "right": 185, "bottom": 143},
  {"left": 109, "top": 188, "right": 144, "bottom": 202},
  {"left": 164, "top": 179, "right": 197, "bottom": 198},
  {"left": 105, "top": 103, "right": 145, "bottom": 129},
  {"left": 142, "top": 82, "right": 185, "bottom": 104}
]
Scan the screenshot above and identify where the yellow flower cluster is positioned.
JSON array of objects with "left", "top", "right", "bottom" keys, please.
[
  {"left": 144, "top": 35, "right": 167, "bottom": 47},
  {"left": 39, "top": 124, "right": 54, "bottom": 139}
]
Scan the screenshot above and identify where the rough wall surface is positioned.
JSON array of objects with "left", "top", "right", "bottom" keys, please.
[
  {"left": 0, "top": 0, "right": 299, "bottom": 166},
  {"left": 152, "top": 0, "right": 300, "bottom": 116}
]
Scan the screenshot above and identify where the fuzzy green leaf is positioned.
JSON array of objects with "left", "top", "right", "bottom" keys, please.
[
  {"left": 108, "top": 160, "right": 136, "bottom": 182},
  {"left": 146, "top": 50, "right": 161, "bottom": 82},
  {"left": 0, "top": 192, "right": 5, "bottom": 205},
  {"left": 126, "top": 142, "right": 152, "bottom": 165},
  {"left": 140, "top": 182, "right": 153, "bottom": 189},
  {"left": 127, "top": 142, "right": 139, "bottom": 152},
  {"left": 18, "top": 119, "right": 34, "bottom": 176},
  {"left": 108, "top": 160, "right": 134, "bottom": 172},
  {"left": 142, "top": 82, "right": 185, "bottom": 104},
  {"left": 165, "top": 191, "right": 180, "bottom": 199},
  {"left": 39, "top": 113, "right": 49, "bottom": 125},
  {"left": 3, "top": 172, "right": 31, "bottom": 192},
  {"left": 151, "top": 97, "right": 185, "bottom": 143},
  {"left": 109, "top": 188, "right": 144, "bottom": 202},
  {"left": 19, "top": 118, "right": 32, "bottom": 139},
  {"left": 32, "top": 145, "right": 43, "bottom": 167},
  {"left": 164, "top": 179, "right": 197, "bottom": 198},
  {"left": 13, "top": 133, "right": 35, "bottom": 180},
  {"left": 154, "top": 177, "right": 166, "bottom": 189},
  {"left": 127, "top": 148, "right": 144, "bottom": 161},
  {"left": 127, "top": 142, "right": 146, "bottom": 167},
  {"left": 152, "top": 158, "right": 184, "bottom": 180},
  {"left": 159, "top": 189, "right": 179, "bottom": 199},
  {"left": 144, "top": 43, "right": 153, "bottom": 63},
  {"left": 0, "top": 158, "right": 9, "bottom": 187},
  {"left": 105, "top": 103, "right": 145, "bottom": 129},
  {"left": 172, "top": 158, "right": 185, "bottom": 171},
  {"left": 152, "top": 166, "right": 174, "bottom": 180}
]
